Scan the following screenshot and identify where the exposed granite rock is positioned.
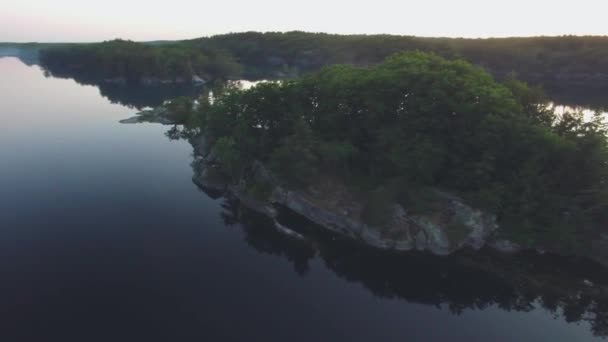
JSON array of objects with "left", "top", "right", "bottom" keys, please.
[
  {"left": 191, "top": 157, "right": 227, "bottom": 193},
  {"left": 192, "top": 151, "right": 499, "bottom": 255},
  {"left": 410, "top": 216, "right": 450, "bottom": 255},
  {"left": 273, "top": 220, "right": 307, "bottom": 240},
  {"left": 191, "top": 138, "right": 227, "bottom": 193},
  {"left": 267, "top": 184, "right": 497, "bottom": 255}
]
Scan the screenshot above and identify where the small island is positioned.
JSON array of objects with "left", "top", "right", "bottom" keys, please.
[{"left": 124, "top": 52, "right": 608, "bottom": 265}]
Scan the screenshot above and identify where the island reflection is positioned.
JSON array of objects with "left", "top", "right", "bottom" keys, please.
[
  {"left": 211, "top": 193, "right": 608, "bottom": 338},
  {"left": 40, "top": 67, "right": 203, "bottom": 109}
]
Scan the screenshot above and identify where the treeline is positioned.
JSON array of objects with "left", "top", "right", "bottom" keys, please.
[
  {"left": 182, "top": 52, "right": 607, "bottom": 253},
  {"left": 192, "top": 32, "right": 608, "bottom": 84},
  {"left": 39, "top": 39, "right": 241, "bottom": 84},
  {"left": 38, "top": 32, "right": 608, "bottom": 87}
]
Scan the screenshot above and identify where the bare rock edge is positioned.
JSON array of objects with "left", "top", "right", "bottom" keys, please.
[{"left": 190, "top": 134, "right": 521, "bottom": 257}]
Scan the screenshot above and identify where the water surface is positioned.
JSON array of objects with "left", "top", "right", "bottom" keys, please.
[{"left": 0, "top": 57, "right": 606, "bottom": 341}]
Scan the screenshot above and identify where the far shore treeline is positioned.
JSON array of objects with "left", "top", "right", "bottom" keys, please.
[{"left": 36, "top": 31, "right": 608, "bottom": 86}]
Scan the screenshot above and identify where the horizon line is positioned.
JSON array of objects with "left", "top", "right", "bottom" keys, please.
[{"left": 2, "top": 30, "right": 608, "bottom": 44}]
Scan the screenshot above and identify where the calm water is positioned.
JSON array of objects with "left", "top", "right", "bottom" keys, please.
[{"left": 0, "top": 57, "right": 607, "bottom": 341}]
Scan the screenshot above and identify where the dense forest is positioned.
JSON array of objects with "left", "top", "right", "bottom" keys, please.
[
  {"left": 39, "top": 40, "right": 242, "bottom": 84},
  {"left": 195, "top": 32, "right": 608, "bottom": 84},
  {"left": 174, "top": 52, "right": 607, "bottom": 254},
  {"left": 37, "top": 32, "right": 608, "bottom": 87}
]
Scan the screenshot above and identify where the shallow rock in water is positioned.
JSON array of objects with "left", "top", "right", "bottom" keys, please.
[
  {"left": 273, "top": 220, "right": 307, "bottom": 240},
  {"left": 119, "top": 116, "right": 143, "bottom": 124},
  {"left": 119, "top": 106, "right": 175, "bottom": 125}
]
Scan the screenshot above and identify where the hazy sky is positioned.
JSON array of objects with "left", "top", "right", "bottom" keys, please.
[{"left": 1, "top": 0, "right": 606, "bottom": 42}]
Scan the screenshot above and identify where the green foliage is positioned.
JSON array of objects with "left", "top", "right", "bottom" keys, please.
[
  {"left": 246, "top": 179, "right": 274, "bottom": 201},
  {"left": 166, "top": 96, "right": 194, "bottom": 124},
  {"left": 269, "top": 118, "right": 318, "bottom": 187},
  {"left": 361, "top": 187, "right": 399, "bottom": 230},
  {"left": 317, "top": 140, "right": 358, "bottom": 170},
  {"left": 214, "top": 137, "right": 243, "bottom": 179},
  {"left": 39, "top": 39, "right": 242, "bottom": 84},
  {"left": 39, "top": 33, "right": 608, "bottom": 89},
  {"left": 398, "top": 186, "right": 444, "bottom": 216},
  {"left": 445, "top": 221, "right": 472, "bottom": 245},
  {"left": 194, "top": 32, "right": 608, "bottom": 84}
]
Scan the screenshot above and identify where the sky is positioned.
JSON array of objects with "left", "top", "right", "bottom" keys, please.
[{"left": 1, "top": 0, "right": 607, "bottom": 42}]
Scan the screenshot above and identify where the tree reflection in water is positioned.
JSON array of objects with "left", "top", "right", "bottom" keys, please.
[
  {"left": 204, "top": 191, "right": 608, "bottom": 338},
  {"left": 40, "top": 67, "right": 203, "bottom": 109}
]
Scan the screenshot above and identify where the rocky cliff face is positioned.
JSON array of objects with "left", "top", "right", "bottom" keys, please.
[
  {"left": 191, "top": 135, "right": 499, "bottom": 255},
  {"left": 267, "top": 185, "right": 497, "bottom": 255}
]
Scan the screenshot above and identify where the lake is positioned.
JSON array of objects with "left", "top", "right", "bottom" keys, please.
[{"left": 1, "top": 56, "right": 607, "bottom": 341}]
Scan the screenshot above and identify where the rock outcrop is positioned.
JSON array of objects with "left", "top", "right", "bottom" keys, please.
[{"left": 191, "top": 139, "right": 499, "bottom": 255}]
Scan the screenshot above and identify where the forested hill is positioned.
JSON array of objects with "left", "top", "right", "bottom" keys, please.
[
  {"left": 35, "top": 32, "right": 608, "bottom": 87},
  {"left": 38, "top": 40, "right": 242, "bottom": 85},
  {"left": 194, "top": 32, "right": 608, "bottom": 85}
]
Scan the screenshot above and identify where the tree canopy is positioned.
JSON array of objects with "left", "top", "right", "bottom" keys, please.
[
  {"left": 39, "top": 39, "right": 241, "bottom": 84},
  {"left": 193, "top": 32, "right": 608, "bottom": 85}
]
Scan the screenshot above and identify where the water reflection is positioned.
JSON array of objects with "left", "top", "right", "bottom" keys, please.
[
  {"left": 211, "top": 193, "right": 608, "bottom": 338},
  {"left": 0, "top": 47, "right": 39, "bottom": 66},
  {"left": 545, "top": 86, "right": 608, "bottom": 112},
  {"left": 39, "top": 68, "right": 204, "bottom": 109},
  {"left": 550, "top": 103, "right": 608, "bottom": 126}
]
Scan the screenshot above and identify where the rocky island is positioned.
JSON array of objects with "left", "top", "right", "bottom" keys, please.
[{"left": 122, "top": 52, "right": 608, "bottom": 266}]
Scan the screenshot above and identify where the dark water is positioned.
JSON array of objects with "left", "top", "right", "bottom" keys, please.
[{"left": 1, "top": 57, "right": 607, "bottom": 341}]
